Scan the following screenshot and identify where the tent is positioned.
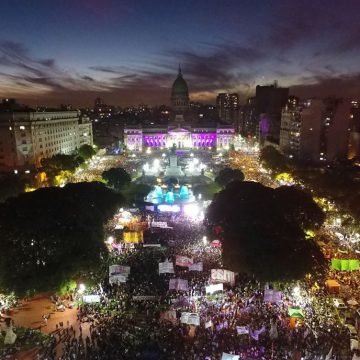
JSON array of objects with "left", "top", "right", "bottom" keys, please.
[
  {"left": 288, "top": 308, "right": 304, "bottom": 319},
  {"left": 325, "top": 279, "right": 341, "bottom": 294},
  {"left": 288, "top": 308, "right": 304, "bottom": 329},
  {"left": 331, "top": 259, "right": 359, "bottom": 271}
]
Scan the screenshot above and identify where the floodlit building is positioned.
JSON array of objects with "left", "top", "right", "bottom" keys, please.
[
  {"left": 0, "top": 110, "right": 93, "bottom": 172},
  {"left": 280, "top": 98, "right": 352, "bottom": 163},
  {"left": 124, "top": 69, "right": 235, "bottom": 151}
]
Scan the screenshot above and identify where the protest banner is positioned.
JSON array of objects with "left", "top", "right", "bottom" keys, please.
[
  {"left": 132, "top": 295, "right": 159, "bottom": 301},
  {"left": 83, "top": 295, "right": 100, "bottom": 303},
  {"left": 181, "top": 312, "right": 200, "bottom": 326},
  {"left": 123, "top": 231, "right": 143, "bottom": 244},
  {"left": 109, "top": 274, "right": 127, "bottom": 285},
  {"left": 263, "top": 289, "right": 282, "bottom": 303},
  {"left": 211, "top": 269, "right": 236, "bottom": 286},
  {"left": 176, "top": 255, "right": 194, "bottom": 267},
  {"left": 236, "top": 326, "right": 249, "bottom": 335},
  {"left": 205, "top": 283, "right": 223, "bottom": 294},
  {"left": 189, "top": 262, "right": 203, "bottom": 271},
  {"left": 169, "top": 278, "right": 189, "bottom": 291},
  {"left": 159, "top": 260, "right": 174, "bottom": 274},
  {"left": 109, "top": 265, "right": 130, "bottom": 276},
  {"left": 221, "top": 353, "right": 239, "bottom": 360}
]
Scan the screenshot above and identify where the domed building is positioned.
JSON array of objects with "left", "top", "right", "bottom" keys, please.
[
  {"left": 124, "top": 68, "right": 235, "bottom": 151},
  {"left": 171, "top": 66, "right": 189, "bottom": 113}
]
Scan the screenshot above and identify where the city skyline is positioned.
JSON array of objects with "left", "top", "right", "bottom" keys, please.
[{"left": 1, "top": 0, "right": 360, "bottom": 107}]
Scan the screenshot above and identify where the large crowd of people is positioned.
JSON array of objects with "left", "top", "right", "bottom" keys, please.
[{"left": 34, "top": 208, "right": 358, "bottom": 360}]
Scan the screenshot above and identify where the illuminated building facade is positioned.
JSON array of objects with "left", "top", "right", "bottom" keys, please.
[
  {"left": 280, "top": 99, "right": 352, "bottom": 163},
  {"left": 0, "top": 110, "right": 93, "bottom": 172},
  {"left": 124, "top": 69, "right": 235, "bottom": 151}
]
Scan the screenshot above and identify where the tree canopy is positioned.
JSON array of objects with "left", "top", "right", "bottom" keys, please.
[
  {"left": 102, "top": 167, "right": 132, "bottom": 191},
  {"left": 41, "top": 153, "right": 82, "bottom": 181},
  {"left": 215, "top": 167, "right": 245, "bottom": 188},
  {"left": 206, "top": 181, "right": 325, "bottom": 281},
  {"left": 260, "top": 146, "right": 290, "bottom": 174},
  {"left": 0, "top": 182, "right": 124, "bottom": 296},
  {"left": 77, "top": 144, "right": 96, "bottom": 161}
]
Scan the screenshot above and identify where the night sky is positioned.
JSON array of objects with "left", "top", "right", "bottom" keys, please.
[{"left": 1, "top": 0, "right": 360, "bottom": 107}]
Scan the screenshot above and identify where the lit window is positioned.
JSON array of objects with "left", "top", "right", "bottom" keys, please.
[{"left": 20, "top": 126, "right": 25, "bottom": 130}]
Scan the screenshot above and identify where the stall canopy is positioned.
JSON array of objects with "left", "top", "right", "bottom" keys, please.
[
  {"left": 288, "top": 308, "right": 304, "bottom": 319},
  {"left": 331, "top": 259, "right": 359, "bottom": 271},
  {"left": 325, "top": 279, "right": 341, "bottom": 291}
]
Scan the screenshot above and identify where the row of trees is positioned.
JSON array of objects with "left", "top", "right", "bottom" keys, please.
[{"left": 0, "top": 182, "right": 124, "bottom": 296}]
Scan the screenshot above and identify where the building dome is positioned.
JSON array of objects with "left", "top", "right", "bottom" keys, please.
[
  {"left": 171, "top": 72, "right": 189, "bottom": 96},
  {"left": 171, "top": 66, "right": 189, "bottom": 114}
]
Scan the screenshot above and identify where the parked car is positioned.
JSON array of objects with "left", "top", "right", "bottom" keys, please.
[{"left": 333, "top": 298, "right": 347, "bottom": 309}]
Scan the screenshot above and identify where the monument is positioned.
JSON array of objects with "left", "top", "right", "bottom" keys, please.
[{"left": 164, "top": 145, "right": 184, "bottom": 177}]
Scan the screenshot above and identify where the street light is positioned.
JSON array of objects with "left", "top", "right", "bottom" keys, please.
[{"left": 78, "top": 283, "right": 86, "bottom": 294}]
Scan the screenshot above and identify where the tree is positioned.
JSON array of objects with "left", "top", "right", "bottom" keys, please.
[
  {"left": 206, "top": 181, "right": 325, "bottom": 281},
  {"left": 274, "top": 186, "right": 325, "bottom": 231},
  {"left": 215, "top": 167, "right": 245, "bottom": 188},
  {"left": 122, "top": 183, "right": 152, "bottom": 202},
  {"left": 0, "top": 175, "right": 25, "bottom": 202},
  {"left": 77, "top": 144, "right": 96, "bottom": 161},
  {"left": 41, "top": 153, "right": 82, "bottom": 181},
  {"left": 0, "top": 182, "right": 124, "bottom": 296},
  {"left": 102, "top": 167, "right": 131, "bottom": 191},
  {"left": 260, "top": 146, "right": 290, "bottom": 174}
]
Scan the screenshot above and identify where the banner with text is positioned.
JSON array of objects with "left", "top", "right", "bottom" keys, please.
[
  {"left": 176, "top": 255, "right": 194, "bottom": 267},
  {"left": 181, "top": 312, "right": 200, "bottom": 326},
  {"left": 211, "top": 269, "right": 236, "bottom": 286},
  {"left": 159, "top": 261, "right": 175, "bottom": 274}
]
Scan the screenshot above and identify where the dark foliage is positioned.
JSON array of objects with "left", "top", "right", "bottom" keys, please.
[
  {"left": 206, "top": 181, "right": 326, "bottom": 281},
  {"left": 215, "top": 167, "right": 245, "bottom": 188},
  {"left": 260, "top": 146, "right": 290, "bottom": 174},
  {"left": 102, "top": 167, "right": 131, "bottom": 191},
  {"left": 0, "top": 182, "right": 124, "bottom": 296}
]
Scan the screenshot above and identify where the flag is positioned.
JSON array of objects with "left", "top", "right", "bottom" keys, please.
[{"left": 249, "top": 326, "right": 265, "bottom": 341}]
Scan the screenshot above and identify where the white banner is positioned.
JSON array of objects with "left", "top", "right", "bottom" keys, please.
[
  {"left": 83, "top": 295, "right": 100, "bottom": 303},
  {"left": 132, "top": 296, "right": 159, "bottom": 301},
  {"left": 176, "top": 255, "right": 194, "bottom": 267},
  {"left": 109, "top": 265, "right": 130, "bottom": 276},
  {"left": 205, "top": 283, "right": 223, "bottom": 294},
  {"left": 181, "top": 312, "right": 200, "bottom": 326},
  {"left": 189, "top": 262, "right": 203, "bottom": 271},
  {"left": 169, "top": 278, "right": 189, "bottom": 291},
  {"left": 143, "top": 244, "right": 161, "bottom": 248},
  {"left": 211, "top": 269, "right": 235, "bottom": 286},
  {"left": 221, "top": 353, "right": 239, "bottom": 360},
  {"left": 151, "top": 221, "right": 168, "bottom": 228},
  {"left": 236, "top": 326, "right": 249, "bottom": 335},
  {"left": 159, "top": 260, "right": 174, "bottom": 274},
  {"left": 109, "top": 274, "right": 127, "bottom": 284}
]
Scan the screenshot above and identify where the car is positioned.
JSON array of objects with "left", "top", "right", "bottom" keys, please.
[
  {"left": 346, "top": 324, "right": 358, "bottom": 336},
  {"left": 333, "top": 298, "right": 347, "bottom": 309}
]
